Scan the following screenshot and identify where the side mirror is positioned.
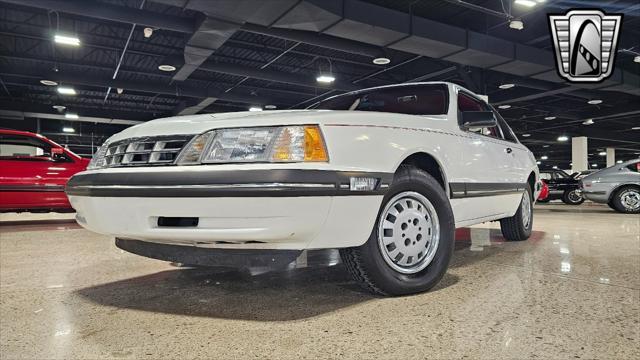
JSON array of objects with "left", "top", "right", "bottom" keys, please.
[
  {"left": 461, "top": 111, "right": 497, "bottom": 130},
  {"left": 51, "top": 147, "right": 65, "bottom": 161}
]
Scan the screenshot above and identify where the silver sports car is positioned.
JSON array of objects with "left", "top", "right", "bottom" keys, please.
[{"left": 581, "top": 159, "right": 640, "bottom": 214}]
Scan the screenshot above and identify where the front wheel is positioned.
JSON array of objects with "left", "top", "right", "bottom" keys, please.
[
  {"left": 611, "top": 186, "right": 640, "bottom": 214},
  {"left": 339, "top": 165, "right": 455, "bottom": 296},
  {"left": 562, "top": 189, "right": 584, "bottom": 205},
  {"left": 499, "top": 184, "right": 533, "bottom": 241}
]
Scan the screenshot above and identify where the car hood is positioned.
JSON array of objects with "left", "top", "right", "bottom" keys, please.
[{"left": 106, "top": 110, "right": 448, "bottom": 142}]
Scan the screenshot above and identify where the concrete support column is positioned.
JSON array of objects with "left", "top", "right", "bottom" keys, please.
[
  {"left": 606, "top": 148, "right": 616, "bottom": 167},
  {"left": 572, "top": 136, "right": 588, "bottom": 172}
]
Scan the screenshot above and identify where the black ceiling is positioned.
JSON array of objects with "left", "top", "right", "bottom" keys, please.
[{"left": 0, "top": 0, "right": 638, "bottom": 166}]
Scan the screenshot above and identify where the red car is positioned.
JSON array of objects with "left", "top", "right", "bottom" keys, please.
[
  {"left": 0, "top": 129, "right": 89, "bottom": 213},
  {"left": 538, "top": 180, "right": 550, "bottom": 202}
]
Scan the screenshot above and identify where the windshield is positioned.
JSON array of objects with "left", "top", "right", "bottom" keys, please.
[{"left": 310, "top": 84, "right": 449, "bottom": 116}]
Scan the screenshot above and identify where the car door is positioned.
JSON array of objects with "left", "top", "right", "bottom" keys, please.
[
  {"left": 453, "top": 91, "right": 521, "bottom": 221},
  {"left": 0, "top": 134, "right": 72, "bottom": 209}
]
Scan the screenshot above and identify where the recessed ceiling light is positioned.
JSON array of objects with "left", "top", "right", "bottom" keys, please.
[
  {"left": 316, "top": 75, "right": 335, "bottom": 84},
  {"left": 64, "top": 113, "right": 78, "bottom": 119},
  {"left": 40, "top": 79, "right": 58, "bottom": 86},
  {"left": 57, "top": 86, "right": 76, "bottom": 95},
  {"left": 499, "top": 83, "right": 515, "bottom": 89},
  {"left": 544, "top": 116, "right": 556, "bottom": 120},
  {"left": 557, "top": 135, "right": 569, "bottom": 142},
  {"left": 509, "top": 19, "right": 524, "bottom": 30},
  {"left": 598, "top": 151, "right": 607, "bottom": 156},
  {"left": 514, "top": 0, "right": 537, "bottom": 7},
  {"left": 62, "top": 127, "right": 75, "bottom": 133},
  {"left": 582, "top": 119, "right": 594, "bottom": 125},
  {"left": 52, "top": 105, "right": 66, "bottom": 112},
  {"left": 541, "top": 156, "right": 548, "bottom": 160},
  {"left": 158, "top": 64, "right": 176, "bottom": 72},
  {"left": 264, "top": 105, "right": 277, "bottom": 110},
  {"left": 54, "top": 34, "right": 80, "bottom": 46},
  {"left": 372, "top": 57, "right": 391, "bottom": 65},
  {"left": 248, "top": 106, "right": 263, "bottom": 112},
  {"left": 521, "top": 133, "right": 531, "bottom": 137},
  {"left": 587, "top": 99, "right": 603, "bottom": 105}
]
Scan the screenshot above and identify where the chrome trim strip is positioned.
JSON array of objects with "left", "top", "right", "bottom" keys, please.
[{"left": 72, "top": 183, "right": 337, "bottom": 190}]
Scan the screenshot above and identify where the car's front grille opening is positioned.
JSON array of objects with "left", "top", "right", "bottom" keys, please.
[
  {"left": 157, "top": 217, "right": 199, "bottom": 227},
  {"left": 104, "top": 135, "right": 192, "bottom": 167}
]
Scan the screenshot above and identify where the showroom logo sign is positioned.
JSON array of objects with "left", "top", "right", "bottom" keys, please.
[{"left": 548, "top": 9, "right": 622, "bottom": 83}]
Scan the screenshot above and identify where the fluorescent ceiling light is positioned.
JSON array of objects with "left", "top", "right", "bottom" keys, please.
[
  {"left": 264, "top": 105, "right": 277, "bottom": 110},
  {"left": 557, "top": 136, "right": 568, "bottom": 142},
  {"left": 544, "top": 116, "right": 556, "bottom": 120},
  {"left": 541, "top": 155, "right": 548, "bottom": 160},
  {"left": 316, "top": 75, "right": 335, "bottom": 83},
  {"left": 57, "top": 87, "right": 76, "bottom": 95},
  {"left": 499, "top": 83, "right": 515, "bottom": 89},
  {"left": 552, "top": 166, "right": 558, "bottom": 169},
  {"left": 587, "top": 99, "right": 603, "bottom": 105},
  {"left": 582, "top": 119, "right": 594, "bottom": 125},
  {"left": 65, "top": 113, "right": 78, "bottom": 119},
  {"left": 509, "top": 19, "right": 524, "bottom": 30},
  {"left": 372, "top": 57, "right": 391, "bottom": 65},
  {"left": 543, "top": 145, "right": 550, "bottom": 148},
  {"left": 617, "top": 160, "right": 623, "bottom": 164},
  {"left": 634, "top": 56, "right": 640, "bottom": 63},
  {"left": 40, "top": 80, "right": 58, "bottom": 86},
  {"left": 158, "top": 64, "right": 176, "bottom": 72},
  {"left": 631, "top": 127, "right": 640, "bottom": 130},
  {"left": 514, "top": 0, "right": 537, "bottom": 7},
  {"left": 599, "top": 151, "right": 607, "bottom": 156},
  {"left": 521, "top": 133, "right": 531, "bottom": 137},
  {"left": 592, "top": 164, "right": 598, "bottom": 167},
  {"left": 498, "top": 105, "right": 512, "bottom": 109},
  {"left": 52, "top": 105, "right": 66, "bottom": 112},
  {"left": 248, "top": 106, "right": 263, "bottom": 112},
  {"left": 62, "top": 127, "right": 75, "bottom": 133},
  {"left": 536, "top": 161, "right": 541, "bottom": 165},
  {"left": 54, "top": 34, "right": 80, "bottom": 46}
]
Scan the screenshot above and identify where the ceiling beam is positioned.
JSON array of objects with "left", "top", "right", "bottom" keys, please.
[
  {"left": 0, "top": 0, "right": 197, "bottom": 33},
  {"left": 0, "top": 109, "right": 142, "bottom": 125}
]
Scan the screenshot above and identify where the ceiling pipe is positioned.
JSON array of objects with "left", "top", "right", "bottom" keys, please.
[{"left": 0, "top": 0, "right": 196, "bottom": 33}]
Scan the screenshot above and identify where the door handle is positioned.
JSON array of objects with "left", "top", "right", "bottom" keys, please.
[{"left": 505, "top": 147, "right": 513, "bottom": 154}]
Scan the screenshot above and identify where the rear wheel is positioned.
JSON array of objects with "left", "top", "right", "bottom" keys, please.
[
  {"left": 611, "top": 186, "right": 640, "bottom": 214},
  {"left": 339, "top": 165, "right": 454, "bottom": 296},
  {"left": 562, "top": 189, "right": 584, "bottom": 205},
  {"left": 499, "top": 184, "right": 533, "bottom": 241}
]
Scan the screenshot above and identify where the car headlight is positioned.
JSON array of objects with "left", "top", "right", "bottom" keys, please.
[
  {"left": 176, "top": 125, "right": 328, "bottom": 164},
  {"left": 87, "top": 142, "right": 109, "bottom": 170}
]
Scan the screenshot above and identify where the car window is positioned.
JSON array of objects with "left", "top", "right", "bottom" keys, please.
[
  {"left": 627, "top": 162, "right": 640, "bottom": 173},
  {"left": 311, "top": 84, "right": 448, "bottom": 115},
  {"left": 0, "top": 135, "right": 52, "bottom": 162},
  {"left": 540, "top": 172, "right": 552, "bottom": 181},
  {"left": 554, "top": 171, "right": 569, "bottom": 179},
  {"left": 457, "top": 92, "right": 504, "bottom": 140}
]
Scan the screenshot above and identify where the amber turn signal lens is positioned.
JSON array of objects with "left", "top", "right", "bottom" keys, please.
[{"left": 304, "top": 125, "right": 328, "bottom": 162}]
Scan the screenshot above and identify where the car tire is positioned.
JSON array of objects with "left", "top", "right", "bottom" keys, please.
[
  {"left": 561, "top": 189, "right": 584, "bottom": 205},
  {"left": 339, "top": 165, "right": 455, "bottom": 296},
  {"left": 610, "top": 186, "right": 640, "bottom": 214},
  {"left": 499, "top": 183, "right": 533, "bottom": 242}
]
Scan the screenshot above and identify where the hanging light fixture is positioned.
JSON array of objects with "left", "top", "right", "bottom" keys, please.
[{"left": 316, "top": 58, "right": 335, "bottom": 84}]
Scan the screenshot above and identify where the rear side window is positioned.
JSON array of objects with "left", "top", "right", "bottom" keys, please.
[{"left": 627, "top": 162, "right": 640, "bottom": 173}]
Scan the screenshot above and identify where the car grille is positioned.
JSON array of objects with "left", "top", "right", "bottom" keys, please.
[{"left": 104, "top": 135, "right": 193, "bottom": 167}]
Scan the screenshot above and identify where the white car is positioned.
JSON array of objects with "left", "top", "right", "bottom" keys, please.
[{"left": 66, "top": 82, "right": 539, "bottom": 296}]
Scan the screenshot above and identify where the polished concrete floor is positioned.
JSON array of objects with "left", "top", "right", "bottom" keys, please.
[{"left": 1, "top": 203, "right": 638, "bottom": 359}]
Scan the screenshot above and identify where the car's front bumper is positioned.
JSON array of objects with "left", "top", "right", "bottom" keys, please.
[{"left": 66, "top": 168, "right": 392, "bottom": 250}]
